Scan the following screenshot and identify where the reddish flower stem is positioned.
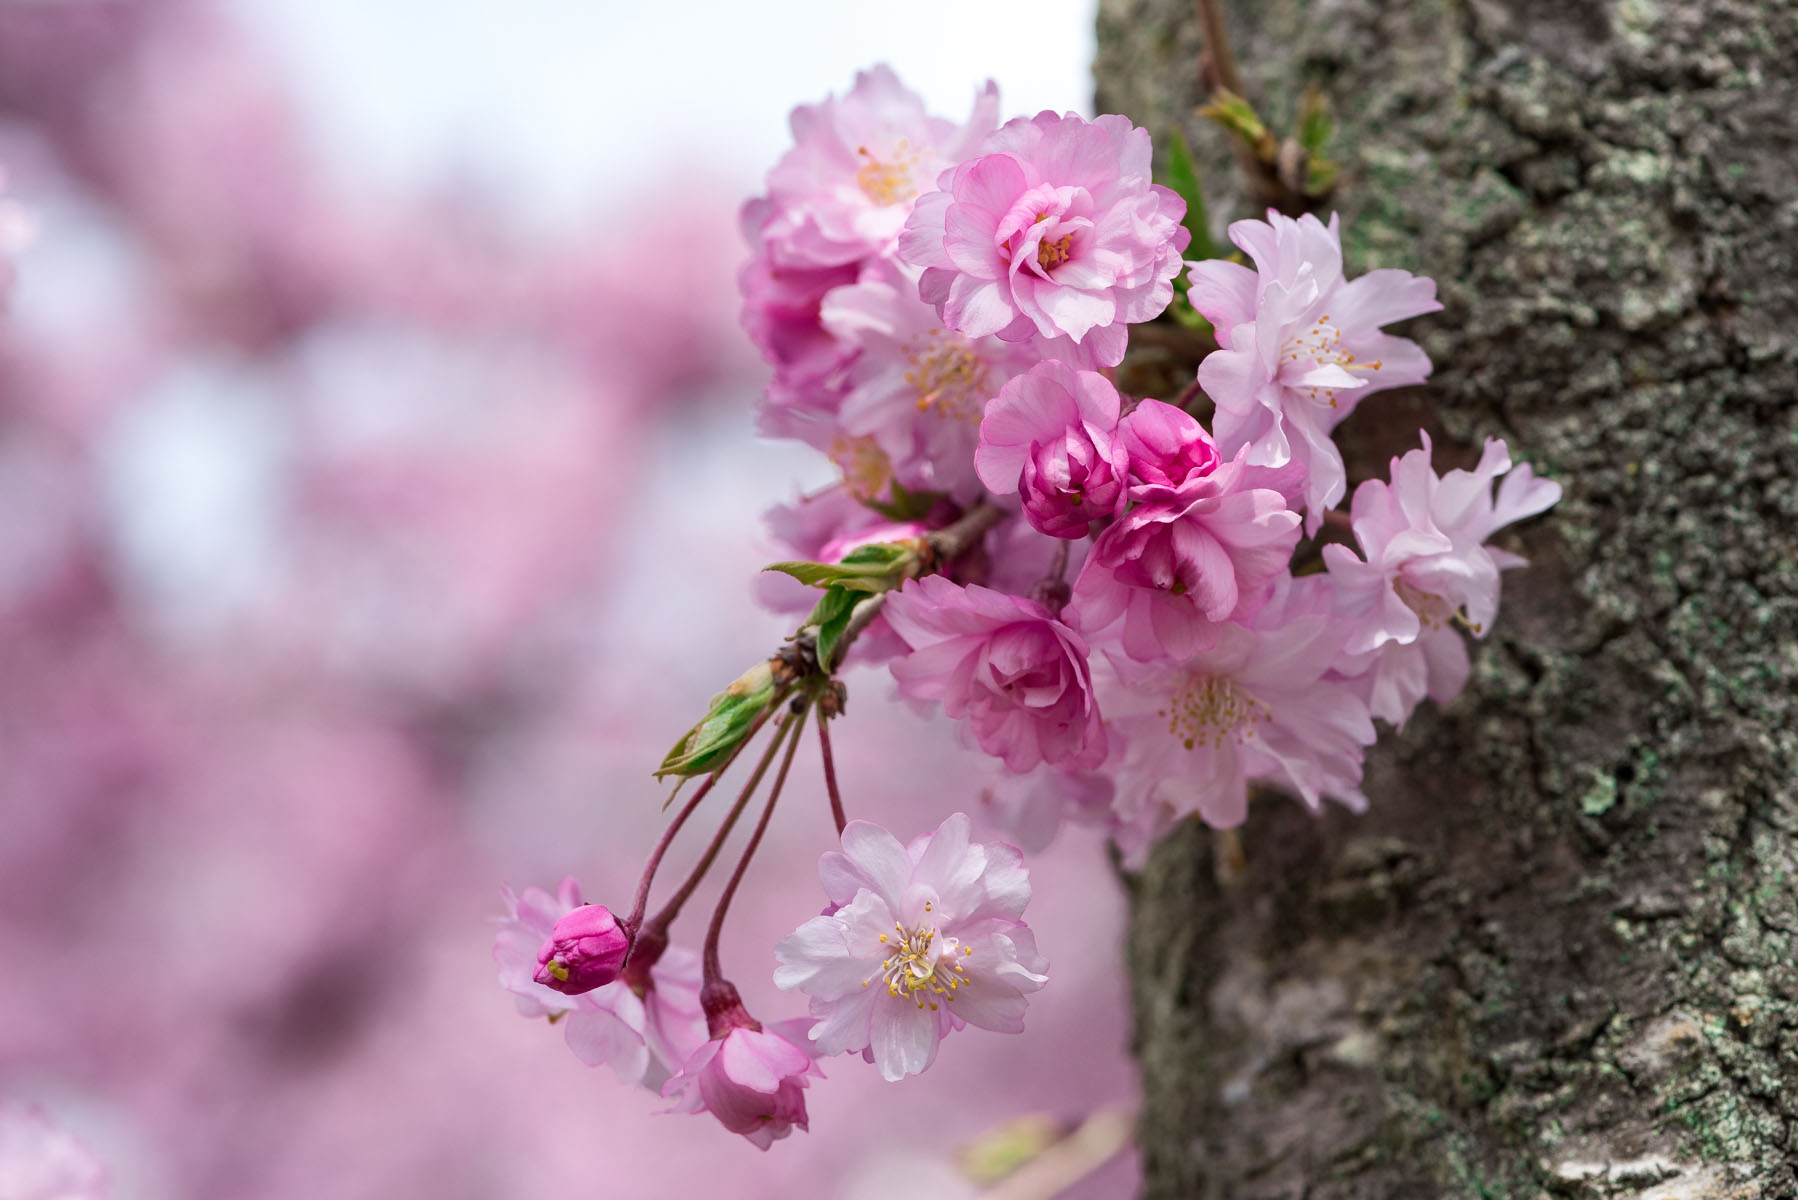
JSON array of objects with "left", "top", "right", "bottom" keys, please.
[
  {"left": 816, "top": 715, "right": 847, "bottom": 835},
  {"left": 639, "top": 703, "right": 801, "bottom": 943},
  {"left": 702, "top": 705, "right": 810, "bottom": 983}
]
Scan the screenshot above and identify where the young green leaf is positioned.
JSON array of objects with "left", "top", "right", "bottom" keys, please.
[
  {"left": 1158, "top": 127, "right": 1221, "bottom": 261},
  {"left": 654, "top": 660, "right": 777, "bottom": 778}
]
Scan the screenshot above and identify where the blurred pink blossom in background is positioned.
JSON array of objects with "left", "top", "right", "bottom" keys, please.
[{"left": 0, "top": 2, "right": 1134, "bottom": 1197}]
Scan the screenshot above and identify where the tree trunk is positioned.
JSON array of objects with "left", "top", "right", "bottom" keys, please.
[{"left": 1094, "top": 0, "right": 1798, "bottom": 1195}]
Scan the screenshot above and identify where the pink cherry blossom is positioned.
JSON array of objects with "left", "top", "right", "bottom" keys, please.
[
  {"left": 884, "top": 575, "right": 1107, "bottom": 772},
  {"left": 0, "top": 1102, "right": 108, "bottom": 1200},
  {"left": 974, "top": 360, "right": 1128, "bottom": 538},
  {"left": 1324, "top": 433, "right": 1561, "bottom": 724},
  {"left": 1117, "top": 398, "right": 1221, "bottom": 492},
  {"left": 494, "top": 879, "right": 706, "bottom": 1089},
  {"left": 899, "top": 111, "right": 1188, "bottom": 366},
  {"left": 661, "top": 1021, "right": 822, "bottom": 1150},
  {"left": 821, "top": 260, "right": 1049, "bottom": 502},
  {"left": 1098, "top": 615, "right": 1376, "bottom": 830},
  {"left": 773, "top": 813, "right": 1048, "bottom": 1081},
  {"left": 753, "top": 65, "right": 999, "bottom": 271},
  {"left": 533, "top": 902, "right": 630, "bottom": 995},
  {"left": 1189, "top": 211, "right": 1441, "bottom": 531},
  {"left": 1068, "top": 449, "right": 1302, "bottom": 661}
]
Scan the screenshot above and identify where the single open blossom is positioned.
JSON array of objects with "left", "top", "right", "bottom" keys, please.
[
  {"left": 1069, "top": 448, "right": 1302, "bottom": 661},
  {"left": 773, "top": 814, "right": 1048, "bottom": 1081},
  {"left": 885, "top": 575, "right": 1107, "bottom": 771},
  {"left": 974, "top": 361, "right": 1128, "bottom": 538},
  {"left": 753, "top": 65, "right": 999, "bottom": 271},
  {"left": 495, "top": 879, "right": 706, "bottom": 1089},
  {"left": 661, "top": 1020, "right": 822, "bottom": 1150},
  {"left": 1189, "top": 211, "right": 1441, "bottom": 531},
  {"left": 1324, "top": 433, "right": 1561, "bottom": 724},
  {"left": 534, "top": 901, "right": 630, "bottom": 994},
  {"left": 899, "top": 111, "right": 1188, "bottom": 367},
  {"left": 1099, "top": 615, "right": 1376, "bottom": 830}
]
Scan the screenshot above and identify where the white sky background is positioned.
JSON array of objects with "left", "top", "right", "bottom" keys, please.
[{"left": 230, "top": 0, "right": 1098, "bottom": 229}]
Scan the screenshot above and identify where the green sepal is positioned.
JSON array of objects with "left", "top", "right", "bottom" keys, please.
[
  {"left": 654, "top": 659, "right": 776, "bottom": 779},
  {"left": 809, "top": 585, "right": 858, "bottom": 673},
  {"left": 763, "top": 540, "right": 920, "bottom": 594},
  {"left": 1157, "top": 127, "right": 1221, "bottom": 261}
]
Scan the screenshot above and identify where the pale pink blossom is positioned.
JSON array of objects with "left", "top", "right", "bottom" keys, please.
[
  {"left": 752, "top": 65, "right": 999, "bottom": 270},
  {"left": 974, "top": 361, "right": 1128, "bottom": 538},
  {"left": 661, "top": 1020, "right": 822, "bottom": 1150},
  {"left": 0, "top": 1102, "right": 108, "bottom": 1200},
  {"left": 885, "top": 575, "right": 1107, "bottom": 771},
  {"left": 1325, "top": 434, "right": 1561, "bottom": 724},
  {"left": 1099, "top": 615, "right": 1375, "bottom": 829},
  {"left": 494, "top": 879, "right": 706, "bottom": 1089},
  {"left": 1189, "top": 211, "right": 1441, "bottom": 531},
  {"left": 773, "top": 814, "right": 1048, "bottom": 1081},
  {"left": 899, "top": 111, "right": 1188, "bottom": 366},
  {"left": 1068, "top": 449, "right": 1302, "bottom": 661}
]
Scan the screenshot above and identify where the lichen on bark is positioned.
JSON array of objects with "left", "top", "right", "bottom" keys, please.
[{"left": 1094, "top": 0, "right": 1798, "bottom": 1194}]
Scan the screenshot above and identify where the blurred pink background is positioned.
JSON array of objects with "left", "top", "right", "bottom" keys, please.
[{"left": 0, "top": 1, "right": 1139, "bottom": 1196}]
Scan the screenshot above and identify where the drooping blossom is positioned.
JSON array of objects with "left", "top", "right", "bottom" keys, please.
[
  {"left": 533, "top": 901, "right": 630, "bottom": 994},
  {"left": 494, "top": 879, "right": 706, "bottom": 1089},
  {"left": 661, "top": 1019, "right": 822, "bottom": 1150},
  {"left": 1189, "top": 211, "right": 1442, "bottom": 531},
  {"left": 1098, "top": 614, "right": 1376, "bottom": 830},
  {"left": 974, "top": 360, "right": 1128, "bottom": 538},
  {"left": 884, "top": 575, "right": 1107, "bottom": 771},
  {"left": 1324, "top": 433, "right": 1561, "bottom": 725},
  {"left": 820, "top": 260, "right": 1048, "bottom": 502},
  {"left": 899, "top": 111, "right": 1188, "bottom": 367},
  {"left": 773, "top": 814, "right": 1048, "bottom": 1081},
  {"left": 0, "top": 1102, "right": 108, "bottom": 1200},
  {"left": 1069, "top": 448, "right": 1302, "bottom": 661},
  {"left": 752, "top": 65, "right": 999, "bottom": 271},
  {"left": 739, "top": 235, "right": 859, "bottom": 447}
]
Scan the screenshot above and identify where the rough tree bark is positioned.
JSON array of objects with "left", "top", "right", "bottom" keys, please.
[{"left": 1094, "top": 0, "right": 1798, "bottom": 1196}]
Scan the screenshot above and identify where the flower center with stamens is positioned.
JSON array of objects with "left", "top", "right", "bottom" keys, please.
[
  {"left": 855, "top": 141, "right": 922, "bottom": 206},
  {"left": 829, "top": 433, "right": 893, "bottom": 499},
  {"left": 1157, "top": 674, "right": 1271, "bottom": 751},
  {"left": 866, "top": 916, "right": 972, "bottom": 1012},
  {"left": 1037, "top": 234, "right": 1073, "bottom": 270},
  {"left": 1281, "top": 314, "right": 1384, "bottom": 408},
  {"left": 1395, "top": 577, "right": 1477, "bottom": 633},
  {"left": 904, "top": 332, "right": 988, "bottom": 423}
]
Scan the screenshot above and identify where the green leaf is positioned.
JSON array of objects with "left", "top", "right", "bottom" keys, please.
[
  {"left": 1199, "top": 89, "right": 1273, "bottom": 158},
  {"left": 809, "top": 585, "right": 858, "bottom": 672},
  {"left": 862, "top": 480, "right": 946, "bottom": 523},
  {"left": 654, "top": 660, "right": 777, "bottom": 778},
  {"left": 1295, "top": 83, "right": 1333, "bottom": 158},
  {"left": 763, "top": 539, "right": 921, "bottom": 594},
  {"left": 1158, "top": 127, "right": 1221, "bottom": 261}
]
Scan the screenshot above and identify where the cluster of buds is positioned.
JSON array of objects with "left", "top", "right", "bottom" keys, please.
[{"left": 497, "top": 63, "right": 1558, "bottom": 1148}]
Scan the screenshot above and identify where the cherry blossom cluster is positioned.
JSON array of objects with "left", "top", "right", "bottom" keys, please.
[{"left": 495, "top": 64, "right": 1558, "bottom": 1150}]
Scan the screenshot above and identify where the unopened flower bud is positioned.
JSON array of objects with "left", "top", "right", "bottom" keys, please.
[{"left": 534, "top": 903, "right": 630, "bottom": 994}]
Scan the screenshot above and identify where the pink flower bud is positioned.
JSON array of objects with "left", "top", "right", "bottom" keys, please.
[{"left": 533, "top": 903, "right": 630, "bottom": 995}]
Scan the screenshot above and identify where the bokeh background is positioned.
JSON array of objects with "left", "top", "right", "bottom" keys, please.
[{"left": 0, "top": 1, "right": 1147, "bottom": 1197}]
